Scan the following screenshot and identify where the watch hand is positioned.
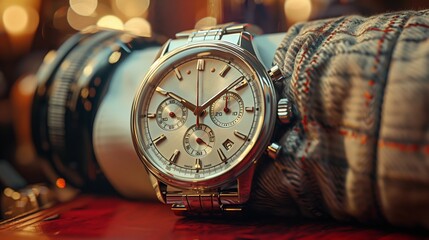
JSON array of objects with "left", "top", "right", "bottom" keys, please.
[
  {"left": 224, "top": 94, "right": 230, "bottom": 113},
  {"left": 195, "top": 76, "right": 244, "bottom": 115},
  {"left": 156, "top": 87, "right": 197, "bottom": 112},
  {"left": 196, "top": 137, "right": 212, "bottom": 148},
  {"left": 196, "top": 65, "right": 201, "bottom": 127}
]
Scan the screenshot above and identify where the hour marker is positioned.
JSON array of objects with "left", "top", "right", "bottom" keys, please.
[
  {"left": 156, "top": 87, "right": 167, "bottom": 95},
  {"left": 197, "top": 59, "right": 205, "bottom": 71},
  {"left": 234, "top": 130, "right": 248, "bottom": 140},
  {"left": 217, "top": 149, "right": 227, "bottom": 162},
  {"left": 195, "top": 159, "right": 202, "bottom": 172},
  {"left": 169, "top": 149, "right": 180, "bottom": 164},
  {"left": 219, "top": 65, "right": 231, "bottom": 77},
  {"left": 245, "top": 107, "right": 254, "bottom": 112},
  {"left": 174, "top": 68, "right": 183, "bottom": 80},
  {"left": 153, "top": 134, "right": 166, "bottom": 145},
  {"left": 147, "top": 113, "right": 156, "bottom": 118},
  {"left": 235, "top": 80, "right": 248, "bottom": 91}
]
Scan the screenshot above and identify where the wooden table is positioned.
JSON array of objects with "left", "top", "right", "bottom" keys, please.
[{"left": 0, "top": 195, "right": 426, "bottom": 239}]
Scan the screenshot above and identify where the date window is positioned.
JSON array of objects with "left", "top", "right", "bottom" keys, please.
[{"left": 222, "top": 139, "right": 234, "bottom": 151}]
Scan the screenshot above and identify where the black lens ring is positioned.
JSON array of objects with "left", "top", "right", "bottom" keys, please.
[
  {"left": 32, "top": 31, "right": 94, "bottom": 158},
  {"left": 56, "top": 32, "right": 157, "bottom": 191},
  {"left": 32, "top": 28, "right": 160, "bottom": 191}
]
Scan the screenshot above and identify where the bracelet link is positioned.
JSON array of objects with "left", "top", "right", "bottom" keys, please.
[
  {"left": 175, "top": 23, "right": 257, "bottom": 43},
  {"left": 166, "top": 190, "right": 241, "bottom": 215}
]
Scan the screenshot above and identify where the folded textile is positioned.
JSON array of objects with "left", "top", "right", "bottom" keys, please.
[{"left": 250, "top": 10, "right": 429, "bottom": 229}]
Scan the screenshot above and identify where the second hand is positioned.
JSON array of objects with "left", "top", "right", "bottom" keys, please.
[{"left": 196, "top": 60, "right": 202, "bottom": 128}]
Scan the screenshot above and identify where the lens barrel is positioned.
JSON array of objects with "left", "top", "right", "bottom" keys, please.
[{"left": 32, "top": 28, "right": 158, "bottom": 192}]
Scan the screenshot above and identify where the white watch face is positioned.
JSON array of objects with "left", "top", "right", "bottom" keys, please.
[{"left": 132, "top": 43, "right": 275, "bottom": 188}]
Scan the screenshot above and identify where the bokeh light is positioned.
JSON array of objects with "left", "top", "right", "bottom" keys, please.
[
  {"left": 124, "top": 17, "right": 151, "bottom": 37},
  {"left": 53, "top": 7, "right": 69, "bottom": 30},
  {"left": 195, "top": 16, "right": 217, "bottom": 29},
  {"left": 97, "top": 15, "right": 124, "bottom": 30},
  {"left": 69, "top": 0, "right": 98, "bottom": 16},
  {"left": 284, "top": 0, "right": 312, "bottom": 23},
  {"left": 11, "top": 191, "right": 21, "bottom": 200},
  {"left": 114, "top": 0, "right": 150, "bottom": 18},
  {"left": 3, "top": 188, "right": 13, "bottom": 197},
  {"left": 3, "top": 5, "right": 39, "bottom": 35},
  {"left": 108, "top": 51, "right": 122, "bottom": 64},
  {"left": 56, "top": 178, "right": 66, "bottom": 189},
  {"left": 19, "top": 75, "right": 37, "bottom": 95},
  {"left": 3, "top": 6, "right": 28, "bottom": 34},
  {"left": 67, "top": 7, "right": 97, "bottom": 31}
]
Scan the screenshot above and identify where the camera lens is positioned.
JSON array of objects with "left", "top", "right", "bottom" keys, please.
[{"left": 32, "top": 27, "right": 158, "bottom": 193}]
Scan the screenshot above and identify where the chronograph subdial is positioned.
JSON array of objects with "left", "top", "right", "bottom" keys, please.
[
  {"left": 156, "top": 98, "right": 188, "bottom": 131},
  {"left": 209, "top": 92, "right": 244, "bottom": 128},
  {"left": 183, "top": 124, "right": 215, "bottom": 157}
]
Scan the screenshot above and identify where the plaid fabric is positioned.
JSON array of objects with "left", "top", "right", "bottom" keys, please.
[{"left": 249, "top": 10, "right": 429, "bottom": 229}]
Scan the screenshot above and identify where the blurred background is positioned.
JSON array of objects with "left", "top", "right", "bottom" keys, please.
[{"left": 0, "top": 0, "right": 429, "bottom": 195}]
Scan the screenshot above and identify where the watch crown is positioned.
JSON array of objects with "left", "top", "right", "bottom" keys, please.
[
  {"left": 268, "top": 65, "right": 283, "bottom": 82},
  {"left": 277, "top": 98, "right": 293, "bottom": 124},
  {"left": 267, "top": 142, "right": 281, "bottom": 160}
]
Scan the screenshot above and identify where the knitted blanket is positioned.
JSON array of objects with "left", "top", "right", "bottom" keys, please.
[{"left": 250, "top": 10, "right": 429, "bottom": 229}]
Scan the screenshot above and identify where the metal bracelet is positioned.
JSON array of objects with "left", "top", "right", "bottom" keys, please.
[
  {"left": 175, "top": 23, "right": 260, "bottom": 43},
  {"left": 166, "top": 190, "right": 242, "bottom": 215}
]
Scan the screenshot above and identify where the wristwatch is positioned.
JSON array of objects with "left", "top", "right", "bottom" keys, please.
[{"left": 131, "top": 23, "right": 292, "bottom": 215}]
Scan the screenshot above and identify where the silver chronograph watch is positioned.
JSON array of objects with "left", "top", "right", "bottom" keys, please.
[{"left": 131, "top": 23, "right": 292, "bottom": 215}]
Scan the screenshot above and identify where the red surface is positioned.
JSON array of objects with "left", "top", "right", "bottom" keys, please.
[{"left": 0, "top": 195, "right": 427, "bottom": 240}]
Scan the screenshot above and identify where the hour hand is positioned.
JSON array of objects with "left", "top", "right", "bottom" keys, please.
[{"left": 156, "top": 87, "right": 197, "bottom": 112}]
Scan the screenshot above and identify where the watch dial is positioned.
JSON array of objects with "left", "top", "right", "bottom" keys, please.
[
  {"left": 133, "top": 44, "right": 273, "bottom": 187},
  {"left": 156, "top": 98, "right": 188, "bottom": 131},
  {"left": 210, "top": 91, "right": 244, "bottom": 128}
]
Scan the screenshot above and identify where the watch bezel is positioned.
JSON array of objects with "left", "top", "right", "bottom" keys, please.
[{"left": 131, "top": 40, "right": 276, "bottom": 190}]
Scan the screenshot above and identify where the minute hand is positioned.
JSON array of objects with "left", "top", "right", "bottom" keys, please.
[
  {"left": 156, "top": 87, "right": 197, "bottom": 112},
  {"left": 195, "top": 76, "right": 244, "bottom": 115}
]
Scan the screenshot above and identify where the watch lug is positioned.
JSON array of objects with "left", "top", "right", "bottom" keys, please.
[
  {"left": 238, "top": 31, "right": 258, "bottom": 57},
  {"left": 156, "top": 39, "right": 172, "bottom": 58},
  {"left": 147, "top": 172, "right": 167, "bottom": 204},
  {"left": 236, "top": 161, "right": 257, "bottom": 203}
]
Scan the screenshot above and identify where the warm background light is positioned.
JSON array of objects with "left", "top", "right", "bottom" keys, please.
[
  {"left": 53, "top": 7, "right": 69, "bottom": 31},
  {"left": 67, "top": 7, "right": 97, "bottom": 31},
  {"left": 114, "top": 0, "right": 150, "bottom": 18},
  {"left": 124, "top": 17, "right": 152, "bottom": 37},
  {"left": 69, "top": 0, "right": 98, "bottom": 16},
  {"left": 3, "top": 5, "right": 28, "bottom": 34},
  {"left": 195, "top": 16, "right": 217, "bottom": 29},
  {"left": 56, "top": 178, "right": 67, "bottom": 189},
  {"left": 284, "top": 0, "right": 312, "bottom": 24},
  {"left": 97, "top": 15, "right": 124, "bottom": 30},
  {"left": 2, "top": 5, "right": 39, "bottom": 35}
]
